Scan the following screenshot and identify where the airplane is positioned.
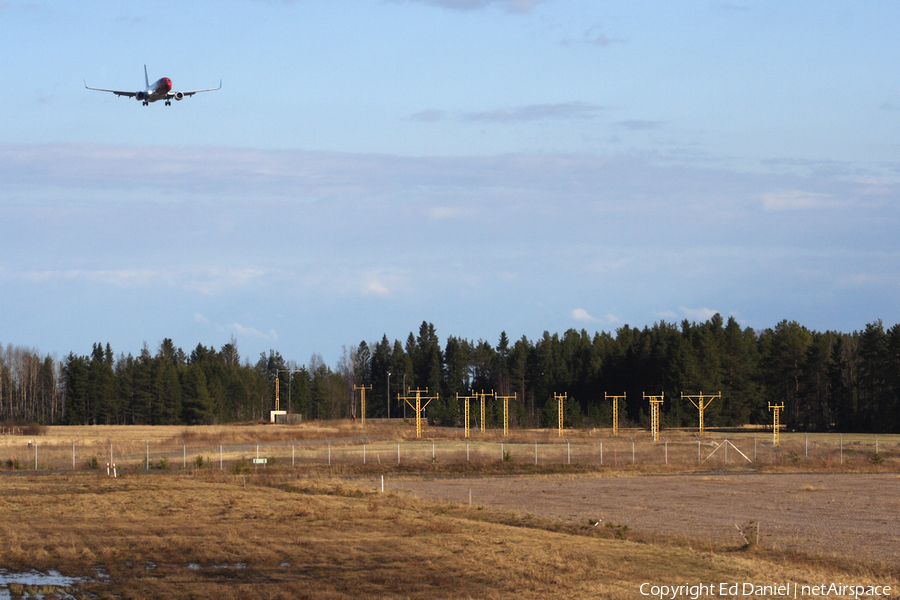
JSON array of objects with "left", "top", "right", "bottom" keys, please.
[{"left": 84, "top": 65, "right": 221, "bottom": 106}]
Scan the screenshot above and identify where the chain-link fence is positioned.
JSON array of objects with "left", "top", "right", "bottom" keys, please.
[{"left": 1, "top": 432, "right": 895, "bottom": 473}]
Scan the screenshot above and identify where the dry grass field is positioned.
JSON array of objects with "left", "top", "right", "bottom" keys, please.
[{"left": 1, "top": 424, "right": 898, "bottom": 599}]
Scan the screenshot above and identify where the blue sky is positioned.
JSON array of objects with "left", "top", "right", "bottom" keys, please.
[{"left": 2, "top": 0, "right": 899, "bottom": 367}]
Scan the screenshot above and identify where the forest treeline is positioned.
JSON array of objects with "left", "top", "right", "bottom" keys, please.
[{"left": 2, "top": 315, "right": 899, "bottom": 432}]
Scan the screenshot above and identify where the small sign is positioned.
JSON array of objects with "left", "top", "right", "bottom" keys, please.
[{"left": 252, "top": 458, "right": 267, "bottom": 464}]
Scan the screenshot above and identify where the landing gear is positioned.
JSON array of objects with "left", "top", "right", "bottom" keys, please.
[
  {"left": 165, "top": 100, "right": 171, "bottom": 106},
  {"left": 142, "top": 100, "right": 149, "bottom": 106}
]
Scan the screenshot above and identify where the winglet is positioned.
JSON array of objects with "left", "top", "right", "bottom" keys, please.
[{"left": 144, "top": 65, "right": 149, "bottom": 89}]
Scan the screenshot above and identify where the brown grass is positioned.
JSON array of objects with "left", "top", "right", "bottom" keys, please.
[
  {"left": 1, "top": 469, "right": 896, "bottom": 599},
  {"left": 6, "top": 424, "right": 897, "bottom": 477}
]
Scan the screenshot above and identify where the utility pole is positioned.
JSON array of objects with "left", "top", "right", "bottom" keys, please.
[
  {"left": 605, "top": 392, "right": 626, "bottom": 437},
  {"left": 353, "top": 385, "right": 372, "bottom": 426},
  {"left": 277, "top": 369, "right": 303, "bottom": 418},
  {"left": 474, "top": 390, "right": 494, "bottom": 433},
  {"left": 457, "top": 392, "right": 475, "bottom": 438},
  {"left": 644, "top": 392, "right": 664, "bottom": 442},
  {"left": 496, "top": 392, "right": 516, "bottom": 437},
  {"left": 768, "top": 403, "right": 784, "bottom": 446},
  {"left": 554, "top": 392, "right": 567, "bottom": 437},
  {"left": 274, "top": 377, "right": 280, "bottom": 412},
  {"left": 681, "top": 391, "right": 720, "bottom": 436},
  {"left": 399, "top": 388, "right": 438, "bottom": 438}
]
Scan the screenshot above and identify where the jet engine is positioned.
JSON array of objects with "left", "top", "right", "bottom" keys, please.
[
  {"left": 174, "top": 92, "right": 185, "bottom": 101},
  {"left": 135, "top": 91, "right": 146, "bottom": 101}
]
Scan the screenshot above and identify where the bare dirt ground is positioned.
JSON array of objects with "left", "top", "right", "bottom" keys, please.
[{"left": 390, "top": 471, "right": 900, "bottom": 569}]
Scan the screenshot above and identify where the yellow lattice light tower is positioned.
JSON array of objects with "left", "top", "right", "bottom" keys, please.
[
  {"left": 457, "top": 391, "right": 475, "bottom": 438},
  {"left": 681, "top": 391, "right": 720, "bottom": 436},
  {"left": 399, "top": 388, "right": 438, "bottom": 439},
  {"left": 768, "top": 403, "right": 784, "bottom": 446},
  {"left": 605, "top": 392, "right": 626, "bottom": 437},
  {"left": 496, "top": 392, "right": 516, "bottom": 437},
  {"left": 644, "top": 392, "right": 664, "bottom": 442},
  {"left": 274, "top": 378, "right": 280, "bottom": 412},
  {"left": 474, "top": 390, "right": 494, "bottom": 433},
  {"left": 353, "top": 385, "right": 372, "bottom": 426},
  {"left": 554, "top": 392, "right": 567, "bottom": 437}
]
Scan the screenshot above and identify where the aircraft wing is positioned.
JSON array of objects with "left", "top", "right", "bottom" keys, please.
[
  {"left": 83, "top": 81, "right": 138, "bottom": 97},
  {"left": 168, "top": 80, "right": 222, "bottom": 98}
]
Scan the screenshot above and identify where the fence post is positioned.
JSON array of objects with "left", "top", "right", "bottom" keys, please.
[
  {"left": 599, "top": 438, "right": 603, "bottom": 465},
  {"left": 220, "top": 441, "right": 223, "bottom": 470},
  {"left": 362, "top": 442, "right": 365, "bottom": 466},
  {"left": 840, "top": 433, "right": 843, "bottom": 464},
  {"left": 397, "top": 441, "right": 400, "bottom": 465},
  {"left": 631, "top": 438, "right": 635, "bottom": 465},
  {"left": 182, "top": 439, "right": 186, "bottom": 469},
  {"left": 566, "top": 438, "right": 570, "bottom": 465},
  {"left": 805, "top": 433, "right": 808, "bottom": 459},
  {"left": 34, "top": 441, "right": 38, "bottom": 470},
  {"left": 72, "top": 440, "right": 76, "bottom": 472},
  {"left": 146, "top": 441, "right": 149, "bottom": 471},
  {"left": 109, "top": 439, "right": 113, "bottom": 470},
  {"left": 466, "top": 441, "right": 470, "bottom": 462},
  {"left": 533, "top": 439, "right": 537, "bottom": 465}
]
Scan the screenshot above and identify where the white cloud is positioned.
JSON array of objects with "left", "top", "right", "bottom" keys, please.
[
  {"left": 364, "top": 280, "right": 390, "bottom": 297},
  {"left": 572, "top": 308, "right": 597, "bottom": 322},
  {"left": 233, "top": 323, "right": 277, "bottom": 341},
  {"left": 181, "top": 268, "right": 267, "bottom": 296},
  {"left": 680, "top": 307, "right": 720, "bottom": 322},
  {"left": 194, "top": 313, "right": 210, "bottom": 323},
  {"left": 761, "top": 190, "right": 836, "bottom": 211}
]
